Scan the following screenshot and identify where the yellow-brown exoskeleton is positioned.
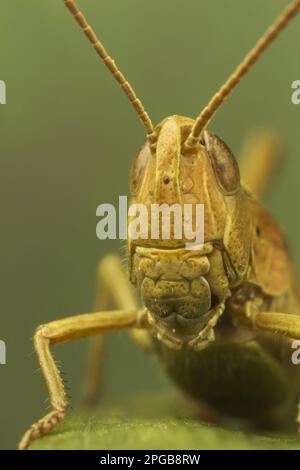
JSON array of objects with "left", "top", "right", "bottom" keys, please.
[{"left": 19, "top": 0, "right": 300, "bottom": 449}]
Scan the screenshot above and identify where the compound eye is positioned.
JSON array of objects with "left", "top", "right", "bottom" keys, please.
[
  {"left": 130, "top": 142, "right": 151, "bottom": 195},
  {"left": 204, "top": 130, "right": 240, "bottom": 195}
]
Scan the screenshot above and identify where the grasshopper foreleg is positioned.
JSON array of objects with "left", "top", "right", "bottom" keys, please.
[{"left": 18, "top": 308, "right": 148, "bottom": 450}]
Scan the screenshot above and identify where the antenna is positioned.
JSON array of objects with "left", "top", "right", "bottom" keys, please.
[
  {"left": 185, "top": 0, "right": 300, "bottom": 149},
  {"left": 64, "top": 0, "right": 156, "bottom": 146}
]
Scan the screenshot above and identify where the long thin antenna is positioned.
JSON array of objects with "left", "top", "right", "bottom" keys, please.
[
  {"left": 64, "top": 0, "right": 156, "bottom": 145},
  {"left": 185, "top": 0, "right": 300, "bottom": 149}
]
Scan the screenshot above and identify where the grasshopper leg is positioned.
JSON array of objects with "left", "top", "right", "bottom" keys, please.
[
  {"left": 251, "top": 310, "right": 300, "bottom": 432},
  {"left": 240, "top": 130, "right": 283, "bottom": 198},
  {"left": 233, "top": 301, "right": 300, "bottom": 339},
  {"left": 18, "top": 308, "right": 148, "bottom": 450},
  {"left": 232, "top": 303, "right": 300, "bottom": 429},
  {"left": 252, "top": 311, "right": 300, "bottom": 339},
  {"left": 84, "top": 254, "right": 152, "bottom": 405}
]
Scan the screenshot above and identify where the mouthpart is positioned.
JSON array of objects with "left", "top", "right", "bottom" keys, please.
[{"left": 146, "top": 303, "right": 225, "bottom": 350}]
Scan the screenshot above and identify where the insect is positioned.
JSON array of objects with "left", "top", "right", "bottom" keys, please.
[{"left": 19, "top": 0, "right": 300, "bottom": 450}]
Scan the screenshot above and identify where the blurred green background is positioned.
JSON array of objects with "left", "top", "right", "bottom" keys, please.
[{"left": 1, "top": 0, "right": 300, "bottom": 449}]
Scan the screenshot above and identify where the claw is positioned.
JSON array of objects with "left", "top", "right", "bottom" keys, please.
[{"left": 18, "top": 410, "right": 65, "bottom": 450}]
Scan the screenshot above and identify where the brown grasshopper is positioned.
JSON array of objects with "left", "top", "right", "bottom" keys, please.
[{"left": 19, "top": 0, "right": 300, "bottom": 450}]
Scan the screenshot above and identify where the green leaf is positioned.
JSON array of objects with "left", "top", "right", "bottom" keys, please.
[{"left": 30, "top": 392, "right": 300, "bottom": 450}]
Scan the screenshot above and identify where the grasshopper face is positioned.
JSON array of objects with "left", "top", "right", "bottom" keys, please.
[{"left": 128, "top": 115, "right": 239, "bottom": 346}]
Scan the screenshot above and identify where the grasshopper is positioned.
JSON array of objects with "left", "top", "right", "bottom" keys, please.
[{"left": 19, "top": 0, "right": 300, "bottom": 450}]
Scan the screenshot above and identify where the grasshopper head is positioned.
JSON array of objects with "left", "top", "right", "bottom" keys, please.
[
  {"left": 64, "top": 0, "right": 300, "bottom": 348},
  {"left": 127, "top": 115, "right": 243, "bottom": 348}
]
